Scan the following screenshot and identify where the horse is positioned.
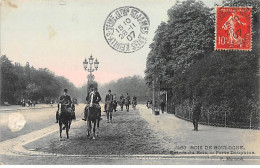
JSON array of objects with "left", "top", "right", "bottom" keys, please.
[
  {"left": 125, "top": 99, "right": 130, "bottom": 112},
  {"left": 106, "top": 101, "right": 113, "bottom": 122},
  {"left": 112, "top": 100, "right": 117, "bottom": 112},
  {"left": 84, "top": 103, "right": 100, "bottom": 139},
  {"left": 132, "top": 99, "right": 137, "bottom": 110},
  {"left": 58, "top": 106, "right": 72, "bottom": 140},
  {"left": 119, "top": 99, "right": 125, "bottom": 111}
]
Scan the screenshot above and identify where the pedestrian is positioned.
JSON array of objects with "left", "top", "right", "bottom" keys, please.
[
  {"left": 146, "top": 100, "right": 150, "bottom": 108},
  {"left": 192, "top": 100, "right": 202, "bottom": 131},
  {"left": 160, "top": 101, "right": 166, "bottom": 113},
  {"left": 105, "top": 90, "right": 113, "bottom": 123}
]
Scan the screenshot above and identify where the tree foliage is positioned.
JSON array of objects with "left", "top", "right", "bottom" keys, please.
[
  {"left": 145, "top": 0, "right": 260, "bottom": 128},
  {"left": 0, "top": 55, "right": 78, "bottom": 104},
  {"left": 79, "top": 75, "right": 152, "bottom": 103}
]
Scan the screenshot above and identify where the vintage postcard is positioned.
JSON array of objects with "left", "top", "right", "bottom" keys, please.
[{"left": 0, "top": 0, "right": 259, "bottom": 165}]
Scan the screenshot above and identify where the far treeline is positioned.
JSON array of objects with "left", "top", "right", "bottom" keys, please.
[
  {"left": 0, "top": 55, "right": 151, "bottom": 105},
  {"left": 145, "top": 0, "right": 260, "bottom": 128},
  {"left": 0, "top": 55, "right": 79, "bottom": 105},
  {"left": 78, "top": 75, "right": 152, "bottom": 104}
]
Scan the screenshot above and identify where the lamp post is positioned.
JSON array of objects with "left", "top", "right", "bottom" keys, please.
[{"left": 83, "top": 55, "right": 99, "bottom": 83}]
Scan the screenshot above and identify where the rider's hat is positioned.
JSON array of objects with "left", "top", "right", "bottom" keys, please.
[
  {"left": 108, "top": 89, "right": 111, "bottom": 92},
  {"left": 64, "top": 89, "right": 68, "bottom": 92}
]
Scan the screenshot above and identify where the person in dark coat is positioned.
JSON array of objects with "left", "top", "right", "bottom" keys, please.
[
  {"left": 56, "top": 89, "right": 72, "bottom": 123},
  {"left": 105, "top": 90, "right": 113, "bottom": 122},
  {"left": 192, "top": 100, "right": 202, "bottom": 131},
  {"left": 160, "top": 101, "right": 166, "bottom": 113},
  {"left": 83, "top": 87, "right": 102, "bottom": 121}
]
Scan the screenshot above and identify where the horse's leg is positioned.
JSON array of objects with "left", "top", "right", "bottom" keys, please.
[
  {"left": 88, "top": 120, "right": 92, "bottom": 138},
  {"left": 66, "top": 122, "right": 69, "bottom": 139},
  {"left": 106, "top": 111, "right": 109, "bottom": 123},
  {"left": 110, "top": 111, "right": 112, "bottom": 123},
  {"left": 87, "top": 120, "right": 90, "bottom": 137},
  {"left": 59, "top": 122, "right": 62, "bottom": 139},
  {"left": 96, "top": 119, "right": 99, "bottom": 137},
  {"left": 68, "top": 120, "right": 71, "bottom": 129},
  {"left": 93, "top": 121, "right": 96, "bottom": 140}
]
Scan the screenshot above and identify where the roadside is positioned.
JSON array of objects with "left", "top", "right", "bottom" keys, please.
[
  {"left": 0, "top": 104, "right": 56, "bottom": 112},
  {"left": 24, "top": 107, "right": 169, "bottom": 155},
  {"left": 1, "top": 104, "right": 259, "bottom": 164},
  {"left": 138, "top": 105, "right": 260, "bottom": 155},
  {"left": 0, "top": 104, "right": 82, "bottom": 142}
]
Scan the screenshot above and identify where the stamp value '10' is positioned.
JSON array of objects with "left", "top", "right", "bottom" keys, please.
[{"left": 215, "top": 7, "right": 252, "bottom": 51}]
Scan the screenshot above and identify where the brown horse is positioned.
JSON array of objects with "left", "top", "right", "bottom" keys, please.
[
  {"left": 84, "top": 104, "right": 100, "bottom": 139},
  {"left": 58, "top": 107, "right": 72, "bottom": 140}
]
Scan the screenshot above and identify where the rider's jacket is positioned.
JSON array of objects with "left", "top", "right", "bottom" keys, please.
[
  {"left": 120, "top": 95, "right": 124, "bottom": 100},
  {"left": 59, "top": 94, "right": 72, "bottom": 112},
  {"left": 126, "top": 95, "right": 130, "bottom": 100},
  {"left": 105, "top": 93, "right": 113, "bottom": 103},
  {"left": 60, "top": 94, "right": 72, "bottom": 106},
  {"left": 86, "top": 91, "right": 101, "bottom": 104}
]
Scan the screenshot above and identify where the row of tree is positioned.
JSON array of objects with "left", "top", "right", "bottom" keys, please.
[
  {"left": 0, "top": 55, "right": 151, "bottom": 106},
  {"left": 78, "top": 75, "right": 152, "bottom": 104},
  {"left": 145, "top": 0, "right": 260, "bottom": 128},
  {"left": 0, "top": 55, "right": 79, "bottom": 105}
]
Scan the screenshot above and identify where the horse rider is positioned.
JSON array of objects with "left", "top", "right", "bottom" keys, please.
[
  {"left": 125, "top": 93, "right": 131, "bottom": 111},
  {"left": 71, "top": 99, "right": 76, "bottom": 120},
  {"left": 105, "top": 90, "right": 113, "bottom": 123},
  {"left": 56, "top": 89, "right": 72, "bottom": 123},
  {"left": 113, "top": 94, "right": 118, "bottom": 112},
  {"left": 132, "top": 95, "right": 137, "bottom": 106},
  {"left": 119, "top": 94, "right": 124, "bottom": 111},
  {"left": 82, "top": 87, "right": 102, "bottom": 121}
]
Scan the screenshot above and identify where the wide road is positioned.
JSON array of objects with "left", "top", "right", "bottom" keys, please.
[{"left": 0, "top": 104, "right": 260, "bottom": 164}]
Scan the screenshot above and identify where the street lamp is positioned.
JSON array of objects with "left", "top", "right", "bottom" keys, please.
[
  {"left": 94, "top": 58, "right": 99, "bottom": 70},
  {"left": 83, "top": 55, "right": 99, "bottom": 82}
]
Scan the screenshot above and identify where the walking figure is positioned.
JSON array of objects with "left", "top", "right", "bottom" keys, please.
[
  {"left": 192, "top": 100, "right": 201, "bottom": 131},
  {"left": 105, "top": 90, "right": 113, "bottom": 123}
]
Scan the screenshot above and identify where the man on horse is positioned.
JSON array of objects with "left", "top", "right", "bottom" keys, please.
[
  {"left": 56, "top": 89, "right": 73, "bottom": 122},
  {"left": 132, "top": 95, "right": 137, "bottom": 109},
  {"left": 82, "top": 87, "right": 102, "bottom": 121},
  {"left": 119, "top": 94, "right": 125, "bottom": 111},
  {"left": 105, "top": 90, "right": 113, "bottom": 123},
  {"left": 57, "top": 89, "right": 73, "bottom": 139},
  {"left": 125, "top": 93, "right": 131, "bottom": 112},
  {"left": 112, "top": 94, "right": 117, "bottom": 112}
]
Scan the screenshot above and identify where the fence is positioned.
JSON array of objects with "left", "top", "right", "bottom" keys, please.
[{"left": 168, "top": 100, "right": 260, "bottom": 130}]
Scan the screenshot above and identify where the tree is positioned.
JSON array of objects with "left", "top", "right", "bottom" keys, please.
[{"left": 0, "top": 55, "right": 18, "bottom": 104}]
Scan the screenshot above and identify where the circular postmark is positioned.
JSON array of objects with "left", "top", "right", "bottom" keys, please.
[{"left": 103, "top": 6, "right": 150, "bottom": 53}]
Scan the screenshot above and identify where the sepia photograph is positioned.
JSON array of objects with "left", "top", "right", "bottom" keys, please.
[{"left": 0, "top": 0, "right": 259, "bottom": 165}]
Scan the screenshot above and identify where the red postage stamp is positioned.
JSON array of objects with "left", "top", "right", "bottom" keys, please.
[{"left": 215, "top": 7, "right": 252, "bottom": 51}]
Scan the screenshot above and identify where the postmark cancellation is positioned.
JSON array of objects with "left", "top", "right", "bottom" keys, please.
[{"left": 103, "top": 6, "right": 150, "bottom": 53}]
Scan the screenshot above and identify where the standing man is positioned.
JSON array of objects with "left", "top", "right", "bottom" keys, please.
[
  {"left": 160, "top": 101, "right": 166, "bottom": 113},
  {"left": 192, "top": 100, "right": 202, "bottom": 131},
  {"left": 105, "top": 90, "right": 113, "bottom": 123}
]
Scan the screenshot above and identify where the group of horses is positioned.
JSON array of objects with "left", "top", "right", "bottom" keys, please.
[{"left": 58, "top": 97, "right": 137, "bottom": 140}]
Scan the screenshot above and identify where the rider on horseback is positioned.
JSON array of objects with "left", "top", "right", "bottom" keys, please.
[
  {"left": 56, "top": 89, "right": 73, "bottom": 122},
  {"left": 82, "top": 87, "right": 102, "bottom": 121}
]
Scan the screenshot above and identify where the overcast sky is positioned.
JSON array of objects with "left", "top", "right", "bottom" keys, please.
[{"left": 1, "top": 0, "right": 222, "bottom": 87}]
